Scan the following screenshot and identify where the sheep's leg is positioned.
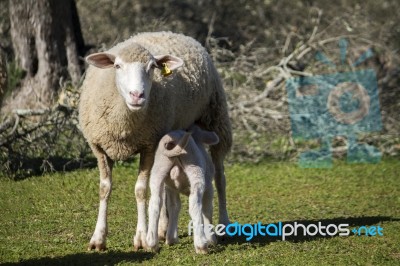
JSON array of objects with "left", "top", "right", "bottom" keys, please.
[
  {"left": 212, "top": 154, "right": 230, "bottom": 226},
  {"left": 202, "top": 183, "right": 217, "bottom": 245},
  {"left": 88, "top": 150, "right": 114, "bottom": 251},
  {"left": 133, "top": 152, "right": 154, "bottom": 251},
  {"left": 188, "top": 178, "right": 208, "bottom": 254},
  {"left": 146, "top": 171, "right": 169, "bottom": 252},
  {"left": 165, "top": 186, "right": 181, "bottom": 245},
  {"left": 157, "top": 184, "right": 168, "bottom": 241}
]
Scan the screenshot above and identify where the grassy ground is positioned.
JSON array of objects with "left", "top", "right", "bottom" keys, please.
[{"left": 0, "top": 159, "right": 399, "bottom": 265}]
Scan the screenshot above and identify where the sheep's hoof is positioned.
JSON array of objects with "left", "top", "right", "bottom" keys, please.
[
  {"left": 88, "top": 242, "right": 106, "bottom": 251},
  {"left": 133, "top": 232, "right": 148, "bottom": 251},
  {"left": 218, "top": 223, "right": 232, "bottom": 241},
  {"left": 218, "top": 233, "right": 230, "bottom": 242},
  {"left": 165, "top": 237, "right": 179, "bottom": 246},
  {"left": 158, "top": 222, "right": 167, "bottom": 241},
  {"left": 158, "top": 231, "right": 166, "bottom": 241},
  {"left": 133, "top": 241, "right": 148, "bottom": 251}
]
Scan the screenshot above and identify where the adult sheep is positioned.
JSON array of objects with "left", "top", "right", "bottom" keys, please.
[{"left": 79, "top": 31, "right": 232, "bottom": 251}]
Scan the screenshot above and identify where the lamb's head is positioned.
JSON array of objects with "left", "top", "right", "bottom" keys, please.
[
  {"left": 161, "top": 131, "right": 192, "bottom": 158},
  {"left": 85, "top": 43, "right": 184, "bottom": 111}
]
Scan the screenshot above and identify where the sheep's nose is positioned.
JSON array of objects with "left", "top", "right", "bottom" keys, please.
[{"left": 129, "top": 91, "right": 144, "bottom": 99}]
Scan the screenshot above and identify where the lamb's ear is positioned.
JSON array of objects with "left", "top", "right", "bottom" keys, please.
[
  {"left": 154, "top": 55, "right": 184, "bottom": 71},
  {"left": 188, "top": 125, "right": 219, "bottom": 145},
  {"left": 86, "top": 52, "right": 116, "bottom": 69},
  {"left": 164, "top": 141, "right": 176, "bottom": 151},
  {"left": 200, "top": 131, "right": 219, "bottom": 146}
]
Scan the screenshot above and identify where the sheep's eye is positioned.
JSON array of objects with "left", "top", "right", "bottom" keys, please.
[
  {"left": 146, "top": 60, "right": 158, "bottom": 73},
  {"left": 114, "top": 64, "right": 121, "bottom": 69},
  {"left": 152, "top": 61, "right": 159, "bottom": 69}
]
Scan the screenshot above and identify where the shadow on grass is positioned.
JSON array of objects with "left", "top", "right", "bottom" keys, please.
[
  {"left": 216, "top": 215, "right": 400, "bottom": 250},
  {"left": 1, "top": 250, "right": 154, "bottom": 266},
  {"left": 1, "top": 216, "right": 398, "bottom": 263},
  {"left": 1, "top": 155, "right": 98, "bottom": 181},
  {"left": 3, "top": 155, "right": 138, "bottom": 181}
]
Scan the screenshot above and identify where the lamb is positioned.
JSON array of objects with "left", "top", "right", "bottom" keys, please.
[
  {"left": 147, "top": 125, "right": 218, "bottom": 254},
  {"left": 78, "top": 31, "right": 232, "bottom": 251}
]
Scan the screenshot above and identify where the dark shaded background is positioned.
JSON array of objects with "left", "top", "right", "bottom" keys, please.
[{"left": 0, "top": 0, "right": 399, "bottom": 178}]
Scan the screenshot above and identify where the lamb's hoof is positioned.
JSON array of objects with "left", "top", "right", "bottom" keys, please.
[
  {"left": 146, "top": 244, "right": 160, "bottom": 253},
  {"left": 207, "top": 234, "right": 217, "bottom": 246},
  {"left": 195, "top": 246, "right": 209, "bottom": 254},
  {"left": 88, "top": 241, "right": 106, "bottom": 251}
]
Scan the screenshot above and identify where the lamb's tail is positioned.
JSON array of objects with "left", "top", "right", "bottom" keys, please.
[{"left": 162, "top": 132, "right": 192, "bottom": 158}]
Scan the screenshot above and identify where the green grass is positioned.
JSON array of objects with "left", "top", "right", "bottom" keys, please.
[{"left": 0, "top": 159, "right": 399, "bottom": 265}]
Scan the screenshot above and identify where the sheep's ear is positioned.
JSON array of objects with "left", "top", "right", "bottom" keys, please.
[
  {"left": 154, "top": 55, "right": 184, "bottom": 72},
  {"left": 86, "top": 52, "right": 116, "bottom": 69}
]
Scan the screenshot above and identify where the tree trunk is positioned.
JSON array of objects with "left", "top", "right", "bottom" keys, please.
[
  {"left": 0, "top": 50, "right": 6, "bottom": 107},
  {"left": 4, "top": 0, "right": 85, "bottom": 111}
]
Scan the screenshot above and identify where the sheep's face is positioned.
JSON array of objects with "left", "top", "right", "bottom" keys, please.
[
  {"left": 86, "top": 45, "right": 184, "bottom": 111},
  {"left": 113, "top": 57, "right": 154, "bottom": 111}
]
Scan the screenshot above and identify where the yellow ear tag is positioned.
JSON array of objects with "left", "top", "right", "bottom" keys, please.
[{"left": 161, "top": 63, "right": 172, "bottom": 77}]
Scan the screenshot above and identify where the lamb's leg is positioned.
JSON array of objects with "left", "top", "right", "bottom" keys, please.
[
  {"left": 157, "top": 185, "right": 168, "bottom": 241},
  {"left": 212, "top": 154, "right": 230, "bottom": 226},
  {"left": 202, "top": 183, "right": 217, "bottom": 245},
  {"left": 188, "top": 179, "right": 208, "bottom": 254},
  {"left": 146, "top": 170, "right": 168, "bottom": 252},
  {"left": 88, "top": 149, "right": 114, "bottom": 251},
  {"left": 133, "top": 152, "right": 154, "bottom": 251},
  {"left": 165, "top": 185, "right": 181, "bottom": 245}
]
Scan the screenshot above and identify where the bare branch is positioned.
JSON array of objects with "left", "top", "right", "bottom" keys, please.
[{"left": 13, "top": 108, "right": 52, "bottom": 116}]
